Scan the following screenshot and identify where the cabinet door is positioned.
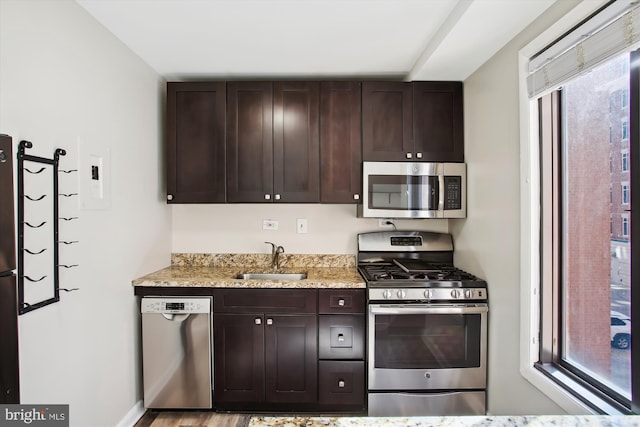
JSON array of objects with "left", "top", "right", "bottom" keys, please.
[
  {"left": 413, "top": 81, "right": 464, "bottom": 162},
  {"left": 318, "top": 361, "right": 365, "bottom": 409},
  {"left": 264, "top": 315, "right": 317, "bottom": 403},
  {"left": 0, "top": 275, "right": 19, "bottom": 404},
  {"left": 273, "top": 82, "right": 320, "bottom": 202},
  {"left": 167, "top": 82, "right": 226, "bottom": 203},
  {"left": 362, "top": 81, "right": 413, "bottom": 161},
  {"left": 320, "top": 82, "right": 362, "bottom": 203},
  {"left": 227, "top": 82, "right": 274, "bottom": 202},
  {"left": 214, "top": 314, "right": 265, "bottom": 404}
]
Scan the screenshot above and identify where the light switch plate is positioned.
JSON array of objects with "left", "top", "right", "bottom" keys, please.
[{"left": 297, "top": 218, "right": 308, "bottom": 234}]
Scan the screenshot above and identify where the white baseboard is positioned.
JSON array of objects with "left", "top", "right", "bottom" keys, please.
[{"left": 116, "top": 400, "right": 145, "bottom": 427}]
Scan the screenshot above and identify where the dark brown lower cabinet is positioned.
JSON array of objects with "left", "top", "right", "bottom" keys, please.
[
  {"left": 317, "top": 289, "right": 366, "bottom": 412},
  {"left": 318, "top": 361, "right": 365, "bottom": 408},
  {"left": 213, "top": 289, "right": 318, "bottom": 411},
  {"left": 264, "top": 315, "right": 317, "bottom": 404},
  {"left": 213, "top": 314, "right": 264, "bottom": 404}
]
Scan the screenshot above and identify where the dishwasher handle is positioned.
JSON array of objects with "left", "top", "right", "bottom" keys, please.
[{"left": 161, "top": 313, "right": 190, "bottom": 321}]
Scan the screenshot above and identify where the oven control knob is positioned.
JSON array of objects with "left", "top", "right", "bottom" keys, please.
[
  {"left": 397, "top": 290, "right": 406, "bottom": 299},
  {"left": 423, "top": 289, "right": 431, "bottom": 299},
  {"left": 383, "top": 290, "right": 393, "bottom": 299},
  {"left": 450, "top": 289, "right": 460, "bottom": 299},
  {"left": 464, "top": 289, "right": 472, "bottom": 299}
]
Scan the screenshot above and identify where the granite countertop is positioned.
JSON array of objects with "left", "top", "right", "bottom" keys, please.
[
  {"left": 131, "top": 253, "right": 365, "bottom": 289},
  {"left": 247, "top": 415, "right": 640, "bottom": 427}
]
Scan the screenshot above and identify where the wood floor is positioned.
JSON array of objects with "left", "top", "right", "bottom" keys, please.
[{"left": 135, "top": 411, "right": 251, "bottom": 427}]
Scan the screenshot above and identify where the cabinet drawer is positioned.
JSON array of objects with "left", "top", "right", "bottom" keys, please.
[
  {"left": 318, "top": 289, "right": 365, "bottom": 314},
  {"left": 318, "top": 315, "right": 364, "bottom": 360},
  {"left": 214, "top": 289, "right": 317, "bottom": 314},
  {"left": 318, "top": 361, "right": 365, "bottom": 407}
]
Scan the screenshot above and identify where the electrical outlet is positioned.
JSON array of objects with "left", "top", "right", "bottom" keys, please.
[
  {"left": 263, "top": 219, "right": 279, "bottom": 230},
  {"left": 378, "top": 219, "right": 394, "bottom": 228},
  {"left": 297, "top": 218, "right": 308, "bottom": 234}
]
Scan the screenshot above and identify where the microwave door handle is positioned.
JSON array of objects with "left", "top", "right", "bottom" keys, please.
[{"left": 437, "top": 175, "right": 444, "bottom": 211}]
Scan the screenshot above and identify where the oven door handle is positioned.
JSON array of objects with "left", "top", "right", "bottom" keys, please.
[{"left": 369, "top": 304, "right": 488, "bottom": 315}]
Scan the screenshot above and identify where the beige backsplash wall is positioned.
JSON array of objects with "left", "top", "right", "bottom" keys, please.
[{"left": 171, "top": 204, "right": 449, "bottom": 254}]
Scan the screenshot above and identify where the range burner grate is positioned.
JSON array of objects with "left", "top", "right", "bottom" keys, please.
[{"left": 359, "top": 263, "right": 480, "bottom": 283}]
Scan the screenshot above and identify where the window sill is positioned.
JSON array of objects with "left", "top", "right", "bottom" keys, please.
[{"left": 522, "top": 363, "right": 629, "bottom": 415}]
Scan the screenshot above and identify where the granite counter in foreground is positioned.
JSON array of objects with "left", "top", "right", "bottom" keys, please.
[{"left": 248, "top": 415, "right": 640, "bottom": 427}]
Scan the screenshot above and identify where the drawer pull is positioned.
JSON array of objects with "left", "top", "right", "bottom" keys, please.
[
  {"left": 255, "top": 318, "right": 262, "bottom": 325},
  {"left": 266, "top": 318, "right": 273, "bottom": 325},
  {"left": 338, "top": 379, "right": 345, "bottom": 388},
  {"left": 338, "top": 333, "right": 345, "bottom": 342},
  {"left": 338, "top": 298, "right": 345, "bottom": 306}
]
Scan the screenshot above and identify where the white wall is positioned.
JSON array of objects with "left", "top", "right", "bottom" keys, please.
[
  {"left": 0, "top": 1, "right": 171, "bottom": 426},
  {"left": 451, "top": 0, "right": 583, "bottom": 416},
  {"left": 172, "top": 203, "right": 449, "bottom": 254}
]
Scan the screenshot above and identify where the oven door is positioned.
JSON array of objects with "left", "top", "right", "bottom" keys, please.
[{"left": 368, "top": 303, "right": 487, "bottom": 391}]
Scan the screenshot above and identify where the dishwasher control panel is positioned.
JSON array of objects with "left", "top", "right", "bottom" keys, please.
[{"left": 141, "top": 297, "right": 211, "bottom": 314}]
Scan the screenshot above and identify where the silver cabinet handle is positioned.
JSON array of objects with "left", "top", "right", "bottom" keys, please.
[
  {"left": 274, "top": 194, "right": 281, "bottom": 200},
  {"left": 264, "top": 194, "right": 271, "bottom": 200},
  {"left": 338, "top": 298, "right": 345, "bottom": 306},
  {"left": 406, "top": 152, "right": 412, "bottom": 159},
  {"left": 338, "top": 379, "right": 345, "bottom": 388},
  {"left": 353, "top": 194, "right": 360, "bottom": 200},
  {"left": 266, "top": 318, "right": 273, "bottom": 325},
  {"left": 416, "top": 152, "right": 423, "bottom": 159},
  {"left": 167, "top": 194, "right": 173, "bottom": 201},
  {"left": 255, "top": 318, "right": 262, "bottom": 325}
]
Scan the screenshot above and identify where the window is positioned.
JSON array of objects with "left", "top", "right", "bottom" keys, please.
[
  {"left": 622, "top": 89, "right": 629, "bottom": 108},
  {"left": 611, "top": 215, "right": 614, "bottom": 236},
  {"left": 623, "top": 151, "right": 629, "bottom": 172},
  {"left": 610, "top": 126, "right": 613, "bottom": 143},
  {"left": 537, "top": 51, "right": 635, "bottom": 413},
  {"left": 523, "top": 0, "right": 640, "bottom": 415}
]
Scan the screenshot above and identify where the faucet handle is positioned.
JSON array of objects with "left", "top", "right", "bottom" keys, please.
[{"left": 276, "top": 245, "right": 285, "bottom": 254}]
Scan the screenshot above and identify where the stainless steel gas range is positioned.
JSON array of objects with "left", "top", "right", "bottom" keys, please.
[{"left": 357, "top": 231, "right": 488, "bottom": 417}]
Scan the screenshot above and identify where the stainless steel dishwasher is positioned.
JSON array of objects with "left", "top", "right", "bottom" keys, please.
[{"left": 141, "top": 297, "right": 212, "bottom": 409}]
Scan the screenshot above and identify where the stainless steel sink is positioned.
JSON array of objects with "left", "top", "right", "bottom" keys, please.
[{"left": 235, "top": 272, "right": 307, "bottom": 280}]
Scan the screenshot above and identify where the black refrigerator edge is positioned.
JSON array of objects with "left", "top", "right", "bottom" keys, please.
[{"left": 0, "top": 133, "right": 20, "bottom": 403}]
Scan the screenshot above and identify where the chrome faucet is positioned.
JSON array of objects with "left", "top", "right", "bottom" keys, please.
[{"left": 265, "top": 242, "right": 285, "bottom": 270}]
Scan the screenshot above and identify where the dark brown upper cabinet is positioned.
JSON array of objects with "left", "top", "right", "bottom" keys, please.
[
  {"left": 413, "top": 81, "right": 464, "bottom": 162},
  {"left": 226, "top": 82, "right": 274, "bottom": 202},
  {"left": 320, "top": 82, "right": 362, "bottom": 203},
  {"left": 362, "top": 81, "right": 463, "bottom": 162},
  {"left": 227, "top": 81, "right": 320, "bottom": 203},
  {"left": 273, "top": 82, "right": 320, "bottom": 203},
  {"left": 166, "top": 82, "right": 226, "bottom": 203}
]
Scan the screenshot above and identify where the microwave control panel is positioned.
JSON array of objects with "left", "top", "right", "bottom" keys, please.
[{"left": 444, "top": 176, "right": 462, "bottom": 210}]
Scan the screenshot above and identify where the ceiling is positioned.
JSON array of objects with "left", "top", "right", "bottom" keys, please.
[{"left": 76, "top": 0, "right": 557, "bottom": 82}]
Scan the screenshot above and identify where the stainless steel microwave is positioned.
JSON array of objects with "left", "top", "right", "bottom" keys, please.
[{"left": 358, "top": 162, "right": 466, "bottom": 219}]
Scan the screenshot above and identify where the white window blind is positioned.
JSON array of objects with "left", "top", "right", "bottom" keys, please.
[{"left": 527, "top": 1, "right": 640, "bottom": 98}]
